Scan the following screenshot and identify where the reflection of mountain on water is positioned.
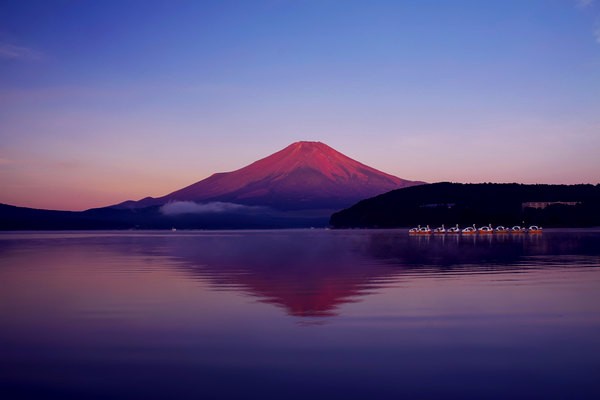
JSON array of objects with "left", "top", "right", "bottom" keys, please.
[
  {"left": 163, "top": 232, "right": 388, "bottom": 317},
  {"left": 1, "top": 230, "right": 597, "bottom": 321},
  {"left": 153, "top": 230, "right": 600, "bottom": 318}
]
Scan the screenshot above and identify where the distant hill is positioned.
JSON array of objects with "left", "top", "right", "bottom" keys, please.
[
  {"left": 330, "top": 183, "right": 600, "bottom": 228},
  {"left": 0, "top": 203, "right": 330, "bottom": 230},
  {"left": 114, "top": 141, "right": 423, "bottom": 211},
  {"left": 0, "top": 204, "right": 122, "bottom": 230},
  {"left": 1, "top": 141, "right": 423, "bottom": 230}
]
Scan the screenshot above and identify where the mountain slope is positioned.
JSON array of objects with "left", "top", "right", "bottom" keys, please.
[{"left": 117, "top": 141, "right": 423, "bottom": 211}]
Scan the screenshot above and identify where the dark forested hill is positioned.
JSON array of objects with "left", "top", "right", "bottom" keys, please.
[{"left": 329, "top": 183, "right": 600, "bottom": 228}]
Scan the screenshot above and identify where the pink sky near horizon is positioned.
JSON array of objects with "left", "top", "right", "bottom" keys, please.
[{"left": 2, "top": 130, "right": 599, "bottom": 211}]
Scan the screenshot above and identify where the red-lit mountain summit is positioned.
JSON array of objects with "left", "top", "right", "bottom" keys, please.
[{"left": 118, "top": 141, "right": 423, "bottom": 211}]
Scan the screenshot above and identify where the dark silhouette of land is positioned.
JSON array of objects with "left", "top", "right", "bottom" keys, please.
[
  {"left": 0, "top": 203, "right": 330, "bottom": 230},
  {"left": 330, "top": 183, "right": 600, "bottom": 228},
  {"left": 3, "top": 182, "right": 599, "bottom": 230}
]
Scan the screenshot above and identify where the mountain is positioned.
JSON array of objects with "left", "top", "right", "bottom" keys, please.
[
  {"left": 330, "top": 182, "right": 600, "bottom": 228},
  {"left": 115, "top": 141, "right": 422, "bottom": 211},
  {"left": 1, "top": 141, "right": 423, "bottom": 230}
]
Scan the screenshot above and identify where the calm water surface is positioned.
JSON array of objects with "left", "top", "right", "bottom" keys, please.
[{"left": 1, "top": 229, "right": 600, "bottom": 399}]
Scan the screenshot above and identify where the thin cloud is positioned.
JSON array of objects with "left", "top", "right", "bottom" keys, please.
[
  {"left": 52, "top": 160, "right": 84, "bottom": 169},
  {"left": 160, "top": 201, "right": 264, "bottom": 216},
  {"left": 0, "top": 43, "right": 43, "bottom": 60},
  {"left": 575, "top": 1, "right": 600, "bottom": 44},
  {"left": 0, "top": 158, "right": 13, "bottom": 166}
]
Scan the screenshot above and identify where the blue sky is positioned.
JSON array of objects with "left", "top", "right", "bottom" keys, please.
[{"left": 1, "top": 0, "right": 599, "bottom": 210}]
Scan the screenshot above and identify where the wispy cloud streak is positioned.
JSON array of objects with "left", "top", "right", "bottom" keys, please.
[
  {"left": 0, "top": 43, "right": 42, "bottom": 60},
  {"left": 575, "top": 1, "right": 600, "bottom": 44},
  {"left": 160, "top": 201, "right": 264, "bottom": 215}
]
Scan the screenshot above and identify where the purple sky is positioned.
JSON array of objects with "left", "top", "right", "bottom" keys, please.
[{"left": 1, "top": 0, "right": 599, "bottom": 210}]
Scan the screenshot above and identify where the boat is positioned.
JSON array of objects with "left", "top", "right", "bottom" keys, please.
[
  {"left": 417, "top": 225, "right": 432, "bottom": 235},
  {"left": 495, "top": 226, "right": 509, "bottom": 234},
  {"left": 478, "top": 224, "right": 494, "bottom": 234},
  {"left": 433, "top": 224, "right": 446, "bottom": 234},
  {"left": 447, "top": 224, "right": 460, "bottom": 234},
  {"left": 409, "top": 225, "right": 431, "bottom": 235},
  {"left": 511, "top": 225, "right": 526, "bottom": 234},
  {"left": 462, "top": 224, "right": 477, "bottom": 235},
  {"left": 411, "top": 223, "right": 533, "bottom": 235},
  {"left": 408, "top": 225, "right": 421, "bottom": 235}
]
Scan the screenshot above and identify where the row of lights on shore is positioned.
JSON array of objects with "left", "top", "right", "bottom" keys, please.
[{"left": 409, "top": 224, "right": 543, "bottom": 235}]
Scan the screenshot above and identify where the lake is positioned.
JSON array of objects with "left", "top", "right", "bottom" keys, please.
[{"left": 1, "top": 229, "right": 600, "bottom": 399}]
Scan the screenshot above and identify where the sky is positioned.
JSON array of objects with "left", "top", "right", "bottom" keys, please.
[{"left": 1, "top": 0, "right": 599, "bottom": 211}]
